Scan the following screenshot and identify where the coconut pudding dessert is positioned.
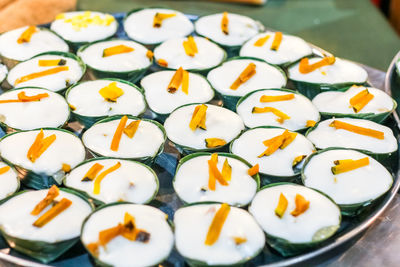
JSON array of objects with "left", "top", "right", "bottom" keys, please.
[
  {"left": 124, "top": 8, "right": 194, "bottom": 45},
  {"left": 7, "top": 52, "right": 85, "bottom": 92},
  {"left": 0, "top": 162, "right": 19, "bottom": 201},
  {"left": 81, "top": 203, "right": 174, "bottom": 267},
  {"left": 64, "top": 157, "right": 159, "bottom": 205},
  {"left": 66, "top": 79, "right": 146, "bottom": 127}
]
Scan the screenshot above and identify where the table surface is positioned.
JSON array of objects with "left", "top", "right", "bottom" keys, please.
[{"left": 78, "top": 0, "right": 400, "bottom": 71}]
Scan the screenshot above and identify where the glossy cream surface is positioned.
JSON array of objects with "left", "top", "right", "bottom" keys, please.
[
  {"left": 81, "top": 204, "right": 173, "bottom": 267},
  {"left": 174, "top": 154, "right": 257, "bottom": 206},
  {"left": 65, "top": 158, "right": 158, "bottom": 204},
  {"left": 312, "top": 85, "right": 394, "bottom": 115},
  {"left": 82, "top": 118, "right": 165, "bottom": 158},
  {"left": 240, "top": 32, "right": 312, "bottom": 65},
  {"left": 79, "top": 39, "right": 151, "bottom": 72},
  {"left": 0, "top": 64, "right": 6, "bottom": 82},
  {"left": 288, "top": 57, "right": 368, "bottom": 84},
  {"left": 51, "top": 11, "right": 118, "bottom": 43},
  {"left": 153, "top": 36, "right": 225, "bottom": 70},
  {"left": 306, "top": 118, "right": 398, "bottom": 154},
  {"left": 67, "top": 80, "right": 146, "bottom": 117},
  {"left": 0, "top": 162, "right": 18, "bottom": 200},
  {"left": 207, "top": 59, "right": 286, "bottom": 97},
  {"left": 7, "top": 54, "right": 83, "bottom": 91},
  {"left": 249, "top": 184, "right": 340, "bottom": 243},
  {"left": 231, "top": 128, "right": 314, "bottom": 176},
  {"left": 0, "top": 189, "right": 92, "bottom": 242},
  {"left": 236, "top": 89, "right": 320, "bottom": 130},
  {"left": 0, "top": 26, "right": 68, "bottom": 61},
  {"left": 174, "top": 204, "right": 265, "bottom": 265},
  {"left": 195, "top": 13, "right": 259, "bottom": 46},
  {"left": 303, "top": 149, "right": 392, "bottom": 204},
  {"left": 140, "top": 71, "right": 214, "bottom": 114},
  {"left": 124, "top": 8, "right": 194, "bottom": 44},
  {"left": 164, "top": 104, "right": 244, "bottom": 150},
  {"left": 0, "top": 129, "right": 85, "bottom": 175},
  {"left": 0, "top": 88, "right": 69, "bottom": 130}
]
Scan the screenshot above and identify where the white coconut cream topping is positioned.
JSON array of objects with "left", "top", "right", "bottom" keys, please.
[
  {"left": 0, "top": 129, "right": 85, "bottom": 175},
  {"left": 0, "top": 189, "right": 92, "bottom": 242},
  {"left": 288, "top": 57, "right": 368, "bottom": 85},
  {"left": 173, "top": 154, "right": 257, "bottom": 206},
  {"left": 81, "top": 204, "right": 174, "bottom": 267},
  {"left": 153, "top": 36, "right": 225, "bottom": 70},
  {"left": 231, "top": 128, "right": 314, "bottom": 177},
  {"left": 249, "top": 184, "right": 340, "bottom": 243},
  {"left": 240, "top": 31, "right": 312, "bottom": 65},
  {"left": 50, "top": 11, "right": 118, "bottom": 43},
  {"left": 124, "top": 8, "right": 194, "bottom": 45},
  {"left": 140, "top": 71, "right": 214, "bottom": 114},
  {"left": 195, "top": 13, "right": 259, "bottom": 46},
  {"left": 67, "top": 79, "right": 146, "bottom": 117},
  {"left": 236, "top": 89, "right": 320, "bottom": 130},
  {"left": 207, "top": 59, "right": 286, "bottom": 97},
  {"left": 82, "top": 118, "right": 165, "bottom": 159},
  {"left": 306, "top": 118, "right": 398, "bottom": 154},
  {"left": 0, "top": 88, "right": 69, "bottom": 130},
  {"left": 164, "top": 104, "right": 244, "bottom": 150},
  {"left": 303, "top": 149, "right": 392, "bottom": 205},
  {"left": 7, "top": 54, "right": 83, "bottom": 91},
  {"left": 0, "top": 162, "right": 18, "bottom": 200},
  {"left": 0, "top": 64, "right": 7, "bottom": 82},
  {"left": 78, "top": 39, "right": 151, "bottom": 72},
  {"left": 312, "top": 85, "right": 394, "bottom": 115},
  {"left": 65, "top": 158, "right": 158, "bottom": 204},
  {"left": 0, "top": 26, "right": 68, "bottom": 61},
  {"left": 174, "top": 203, "right": 265, "bottom": 265}
]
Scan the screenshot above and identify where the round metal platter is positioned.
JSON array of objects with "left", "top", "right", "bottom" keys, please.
[{"left": 0, "top": 12, "right": 399, "bottom": 267}]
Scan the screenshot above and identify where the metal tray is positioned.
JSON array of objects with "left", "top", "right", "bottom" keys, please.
[{"left": 0, "top": 13, "right": 399, "bottom": 267}]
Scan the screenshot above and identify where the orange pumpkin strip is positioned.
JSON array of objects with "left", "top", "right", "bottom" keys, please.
[
  {"left": 292, "top": 155, "right": 306, "bottom": 168},
  {"left": 0, "top": 166, "right": 10, "bottom": 175},
  {"left": 38, "top": 59, "right": 66, "bottom": 67},
  {"left": 99, "top": 224, "right": 124, "bottom": 246},
  {"left": 221, "top": 12, "right": 229, "bottom": 35},
  {"left": 110, "top": 116, "right": 128, "bottom": 151},
  {"left": 189, "top": 104, "right": 207, "bottom": 131},
  {"left": 260, "top": 94, "right": 294, "bottom": 103},
  {"left": 299, "top": 56, "right": 336, "bottom": 74},
  {"left": 247, "top": 164, "right": 259, "bottom": 176},
  {"left": 86, "top": 242, "right": 99, "bottom": 256},
  {"left": 62, "top": 163, "right": 71, "bottom": 173},
  {"left": 167, "top": 67, "right": 184, "bottom": 93},
  {"left": 208, "top": 153, "right": 218, "bottom": 191},
  {"left": 153, "top": 12, "right": 176, "bottom": 28},
  {"left": 157, "top": 59, "right": 168, "bottom": 67},
  {"left": 99, "top": 82, "right": 124, "bottom": 102},
  {"left": 331, "top": 157, "right": 369, "bottom": 175},
  {"left": 27, "top": 129, "right": 44, "bottom": 163},
  {"left": 279, "top": 131, "right": 297, "bottom": 149},
  {"left": 102, "top": 44, "right": 134, "bottom": 57},
  {"left": 31, "top": 185, "right": 60, "bottom": 215},
  {"left": 182, "top": 68, "right": 189, "bottom": 95},
  {"left": 270, "top": 32, "right": 283, "bottom": 51},
  {"left": 27, "top": 129, "right": 56, "bottom": 163},
  {"left": 253, "top": 35, "right": 270, "bottom": 47},
  {"left": 329, "top": 120, "right": 384, "bottom": 140},
  {"left": 33, "top": 198, "right": 72, "bottom": 227},
  {"left": 230, "top": 63, "right": 256, "bottom": 90},
  {"left": 15, "top": 66, "right": 69, "bottom": 85},
  {"left": 123, "top": 120, "right": 141, "bottom": 138},
  {"left": 82, "top": 163, "right": 104, "bottom": 182},
  {"left": 93, "top": 162, "right": 121, "bottom": 194},
  {"left": 17, "top": 26, "right": 38, "bottom": 44},
  {"left": 205, "top": 203, "right": 231, "bottom": 246},
  {"left": 208, "top": 156, "right": 229, "bottom": 186},
  {"left": 275, "top": 193, "right": 288, "bottom": 218},
  {"left": 252, "top": 106, "right": 290, "bottom": 124},
  {"left": 221, "top": 158, "right": 232, "bottom": 181},
  {"left": 183, "top": 36, "right": 198, "bottom": 57},
  {"left": 290, "top": 194, "right": 310, "bottom": 217},
  {"left": 233, "top": 236, "right": 247, "bottom": 245},
  {"left": 35, "top": 134, "right": 56, "bottom": 162},
  {"left": 18, "top": 91, "right": 49, "bottom": 102},
  {"left": 306, "top": 120, "right": 316, "bottom": 127},
  {"left": 259, "top": 130, "right": 295, "bottom": 157},
  {"left": 146, "top": 50, "right": 153, "bottom": 60},
  {"left": 205, "top": 138, "right": 226, "bottom": 148},
  {"left": 349, "top": 89, "right": 374, "bottom": 113}
]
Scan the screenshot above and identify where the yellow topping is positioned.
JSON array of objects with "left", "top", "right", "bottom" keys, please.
[
  {"left": 182, "top": 68, "right": 189, "bottom": 95},
  {"left": 205, "top": 203, "right": 231, "bottom": 246},
  {"left": 292, "top": 155, "right": 306, "bottom": 168},
  {"left": 221, "top": 158, "right": 232, "bottom": 181},
  {"left": 299, "top": 56, "right": 336, "bottom": 74},
  {"left": 290, "top": 194, "right": 310, "bottom": 217},
  {"left": 221, "top": 12, "right": 229, "bottom": 35},
  {"left": 275, "top": 193, "right": 288, "bottom": 218},
  {"left": 38, "top": 59, "right": 66, "bottom": 67},
  {"left": 349, "top": 89, "right": 374, "bottom": 113},
  {"left": 253, "top": 35, "right": 270, "bottom": 47},
  {"left": 146, "top": 50, "right": 153, "bottom": 60},
  {"left": 189, "top": 104, "right": 207, "bottom": 131},
  {"left": 258, "top": 130, "right": 297, "bottom": 157},
  {"left": 93, "top": 162, "right": 121, "bottom": 194},
  {"left": 208, "top": 154, "right": 229, "bottom": 187},
  {"left": 103, "top": 44, "right": 134, "bottom": 57},
  {"left": 208, "top": 153, "right": 218, "bottom": 191},
  {"left": 252, "top": 106, "right": 290, "bottom": 124},
  {"left": 306, "top": 120, "right": 316, "bottom": 127},
  {"left": 157, "top": 59, "right": 168, "bottom": 67},
  {"left": 111, "top": 116, "right": 128, "bottom": 151},
  {"left": 99, "top": 82, "right": 124, "bottom": 102},
  {"left": 205, "top": 138, "right": 227, "bottom": 148},
  {"left": 331, "top": 157, "right": 369, "bottom": 175},
  {"left": 0, "top": 91, "right": 49, "bottom": 104},
  {"left": 60, "top": 11, "right": 115, "bottom": 31},
  {"left": 17, "top": 26, "right": 38, "bottom": 44},
  {"left": 82, "top": 163, "right": 104, "bottom": 182},
  {"left": 62, "top": 163, "right": 71, "bottom": 173},
  {"left": 31, "top": 185, "right": 59, "bottom": 215},
  {"left": 230, "top": 63, "right": 256, "bottom": 90},
  {"left": 123, "top": 120, "right": 141, "bottom": 139},
  {"left": 167, "top": 67, "right": 189, "bottom": 94},
  {"left": 0, "top": 166, "right": 10, "bottom": 175},
  {"left": 233, "top": 237, "right": 247, "bottom": 245},
  {"left": 260, "top": 94, "right": 294, "bottom": 103},
  {"left": 153, "top": 12, "right": 176, "bottom": 28},
  {"left": 33, "top": 198, "right": 72, "bottom": 227},
  {"left": 183, "top": 36, "right": 198, "bottom": 57},
  {"left": 270, "top": 32, "right": 283, "bottom": 51},
  {"left": 329, "top": 120, "right": 384, "bottom": 140},
  {"left": 15, "top": 66, "right": 69, "bottom": 85},
  {"left": 247, "top": 164, "right": 259, "bottom": 176},
  {"left": 27, "top": 129, "right": 56, "bottom": 163}
]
